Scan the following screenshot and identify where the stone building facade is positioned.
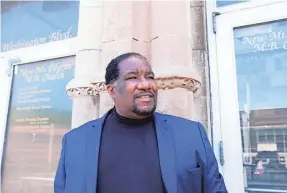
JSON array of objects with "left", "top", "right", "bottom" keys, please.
[
  {"left": 0, "top": 2, "right": 213, "bottom": 192},
  {"left": 66, "top": 0, "right": 210, "bottom": 131},
  {"left": 3, "top": 0, "right": 287, "bottom": 192}
]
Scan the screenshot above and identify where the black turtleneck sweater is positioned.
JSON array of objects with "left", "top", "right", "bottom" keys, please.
[{"left": 97, "top": 110, "right": 166, "bottom": 193}]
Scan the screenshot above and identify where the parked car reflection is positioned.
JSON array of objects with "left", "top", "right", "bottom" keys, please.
[{"left": 248, "top": 151, "right": 287, "bottom": 190}]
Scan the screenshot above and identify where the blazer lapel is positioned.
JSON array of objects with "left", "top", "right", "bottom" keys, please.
[
  {"left": 154, "top": 113, "right": 178, "bottom": 193},
  {"left": 85, "top": 112, "right": 108, "bottom": 193}
]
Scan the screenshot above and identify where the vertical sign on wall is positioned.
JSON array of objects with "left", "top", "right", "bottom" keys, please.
[{"left": 2, "top": 56, "right": 75, "bottom": 193}]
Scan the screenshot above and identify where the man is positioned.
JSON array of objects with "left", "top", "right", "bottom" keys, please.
[{"left": 54, "top": 52, "right": 228, "bottom": 193}]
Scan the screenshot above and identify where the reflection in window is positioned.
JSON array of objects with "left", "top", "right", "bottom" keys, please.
[
  {"left": 1, "top": 1, "right": 79, "bottom": 52},
  {"left": 258, "top": 133, "right": 266, "bottom": 143},
  {"left": 276, "top": 132, "right": 283, "bottom": 142},
  {"left": 250, "top": 131, "right": 257, "bottom": 152},
  {"left": 235, "top": 20, "right": 287, "bottom": 191},
  {"left": 277, "top": 143, "right": 284, "bottom": 152}
]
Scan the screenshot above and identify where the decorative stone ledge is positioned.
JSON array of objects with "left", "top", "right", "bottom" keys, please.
[
  {"left": 66, "top": 82, "right": 106, "bottom": 98},
  {"left": 66, "top": 76, "right": 201, "bottom": 99},
  {"left": 156, "top": 76, "right": 200, "bottom": 92}
]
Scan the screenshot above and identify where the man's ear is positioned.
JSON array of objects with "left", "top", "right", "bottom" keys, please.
[{"left": 107, "top": 84, "right": 116, "bottom": 99}]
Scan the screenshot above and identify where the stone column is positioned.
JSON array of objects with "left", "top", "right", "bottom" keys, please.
[
  {"left": 97, "top": 1, "right": 152, "bottom": 116},
  {"left": 190, "top": 1, "right": 210, "bottom": 129},
  {"left": 67, "top": 0, "right": 205, "bottom": 128},
  {"left": 66, "top": 0, "right": 103, "bottom": 128},
  {"left": 150, "top": 1, "right": 201, "bottom": 120}
]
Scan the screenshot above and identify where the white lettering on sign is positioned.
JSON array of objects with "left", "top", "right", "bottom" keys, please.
[
  {"left": 2, "top": 27, "right": 73, "bottom": 52},
  {"left": 254, "top": 41, "right": 279, "bottom": 52},
  {"left": 240, "top": 30, "right": 287, "bottom": 52},
  {"left": 18, "top": 61, "right": 72, "bottom": 83},
  {"left": 243, "top": 35, "right": 267, "bottom": 46}
]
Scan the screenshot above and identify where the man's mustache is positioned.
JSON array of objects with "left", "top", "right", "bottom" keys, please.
[{"left": 134, "top": 91, "right": 155, "bottom": 98}]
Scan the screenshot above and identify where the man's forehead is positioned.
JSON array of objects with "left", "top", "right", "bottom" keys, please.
[{"left": 118, "top": 57, "right": 152, "bottom": 74}]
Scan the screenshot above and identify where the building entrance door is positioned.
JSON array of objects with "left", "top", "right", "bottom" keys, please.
[{"left": 215, "top": 1, "right": 287, "bottom": 192}]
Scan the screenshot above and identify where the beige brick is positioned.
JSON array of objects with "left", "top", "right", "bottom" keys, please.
[
  {"left": 151, "top": 35, "right": 191, "bottom": 68},
  {"left": 190, "top": 6, "right": 205, "bottom": 50},
  {"left": 190, "top": 6, "right": 205, "bottom": 35},
  {"left": 102, "top": 1, "right": 151, "bottom": 42},
  {"left": 190, "top": 0, "right": 203, "bottom": 7},
  {"left": 156, "top": 88, "right": 194, "bottom": 120},
  {"left": 191, "top": 50, "right": 205, "bottom": 81},
  {"left": 151, "top": 1, "right": 190, "bottom": 38},
  {"left": 101, "top": 40, "right": 150, "bottom": 69},
  {"left": 194, "top": 80, "right": 207, "bottom": 97},
  {"left": 75, "top": 50, "right": 102, "bottom": 80},
  {"left": 102, "top": 1, "right": 133, "bottom": 42},
  {"left": 99, "top": 91, "right": 114, "bottom": 117},
  {"left": 132, "top": 1, "right": 151, "bottom": 42},
  {"left": 77, "top": 6, "right": 103, "bottom": 50},
  {"left": 190, "top": 49, "right": 209, "bottom": 97},
  {"left": 192, "top": 95, "right": 208, "bottom": 122},
  {"left": 72, "top": 96, "right": 99, "bottom": 128}
]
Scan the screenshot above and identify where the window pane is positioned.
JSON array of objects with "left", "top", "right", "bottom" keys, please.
[
  {"left": 2, "top": 56, "right": 75, "bottom": 193},
  {"left": 258, "top": 132, "right": 266, "bottom": 143},
  {"left": 250, "top": 130, "right": 257, "bottom": 152},
  {"left": 276, "top": 130, "right": 283, "bottom": 142},
  {"left": 235, "top": 20, "right": 287, "bottom": 191},
  {"left": 217, "top": 0, "right": 248, "bottom": 7},
  {"left": 1, "top": 1, "right": 79, "bottom": 52},
  {"left": 277, "top": 142, "right": 284, "bottom": 152}
]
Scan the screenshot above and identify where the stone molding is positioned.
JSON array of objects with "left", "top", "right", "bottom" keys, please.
[
  {"left": 67, "top": 76, "right": 201, "bottom": 99},
  {"left": 156, "top": 76, "right": 200, "bottom": 92},
  {"left": 66, "top": 82, "right": 106, "bottom": 98}
]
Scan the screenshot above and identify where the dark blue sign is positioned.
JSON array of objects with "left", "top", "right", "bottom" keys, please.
[
  {"left": 9, "top": 56, "right": 75, "bottom": 129},
  {"left": 1, "top": 56, "right": 75, "bottom": 193},
  {"left": 1, "top": 1, "right": 79, "bottom": 51}
]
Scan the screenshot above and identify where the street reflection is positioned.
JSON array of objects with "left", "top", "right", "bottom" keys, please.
[{"left": 234, "top": 20, "right": 287, "bottom": 191}]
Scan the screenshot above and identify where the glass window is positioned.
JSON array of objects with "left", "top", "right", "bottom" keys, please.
[
  {"left": 250, "top": 130, "right": 257, "bottom": 152},
  {"left": 217, "top": 0, "right": 248, "bottom": 7},
  {"left": 234, "top": 20, "right": 287, "bottom": 191},
  {"left": 275, "top": 130, "right": 283, "bottom": 142},
  {"left": 277, "top": 142, "right": 284, "bottom": 152},
  {"left": 1, "top": 1, "right": 79, "bottom": 52},
  {"left": 1, "top": 56, "right": 75, "bottom": 193},
  {"left": 258, "top": 132, "right": 266, "bottom": 143}
]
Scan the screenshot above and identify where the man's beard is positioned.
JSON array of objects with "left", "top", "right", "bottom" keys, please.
[{"left": 132, "top": 99, "right": 157, "bottom": 116}]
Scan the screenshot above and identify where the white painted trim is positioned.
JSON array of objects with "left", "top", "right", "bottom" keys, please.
[
  {"left": 0, "top": 38, "right": 78, "bottom": 65},
  {"left": 216, "top": 14, "right": 245, "bottom": 191},
  {"left": 216, "top": 0, "right": 287, "bottom": 14},
  {"left": 0, "top": 58, "right": 14, "bottom": 189},
  {"left": 205, "top": 0, "right": 225, "bottom": 176}
]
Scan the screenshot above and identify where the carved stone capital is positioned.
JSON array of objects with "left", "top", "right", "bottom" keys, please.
[
  {"left": 66, "top": 76, "right": 201, "bottom": 99},
  {"left": 156, "top": 76, "right": 200, "bottom": 92},
  {"left": 66, "top": 82, "right": 107, "bottom": 98}
]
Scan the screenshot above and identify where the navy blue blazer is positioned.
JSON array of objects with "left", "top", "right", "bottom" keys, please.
[{"left": 54, "top": 110, "right": 228, "bottom": 193}]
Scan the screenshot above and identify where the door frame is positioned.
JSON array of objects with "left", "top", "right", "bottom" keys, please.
[
  {"left": 0, "top": 38, "right": 77, "bottom": 180},
  {"left": 206, "top": 0, "right": 287, "bottom": 192}
]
